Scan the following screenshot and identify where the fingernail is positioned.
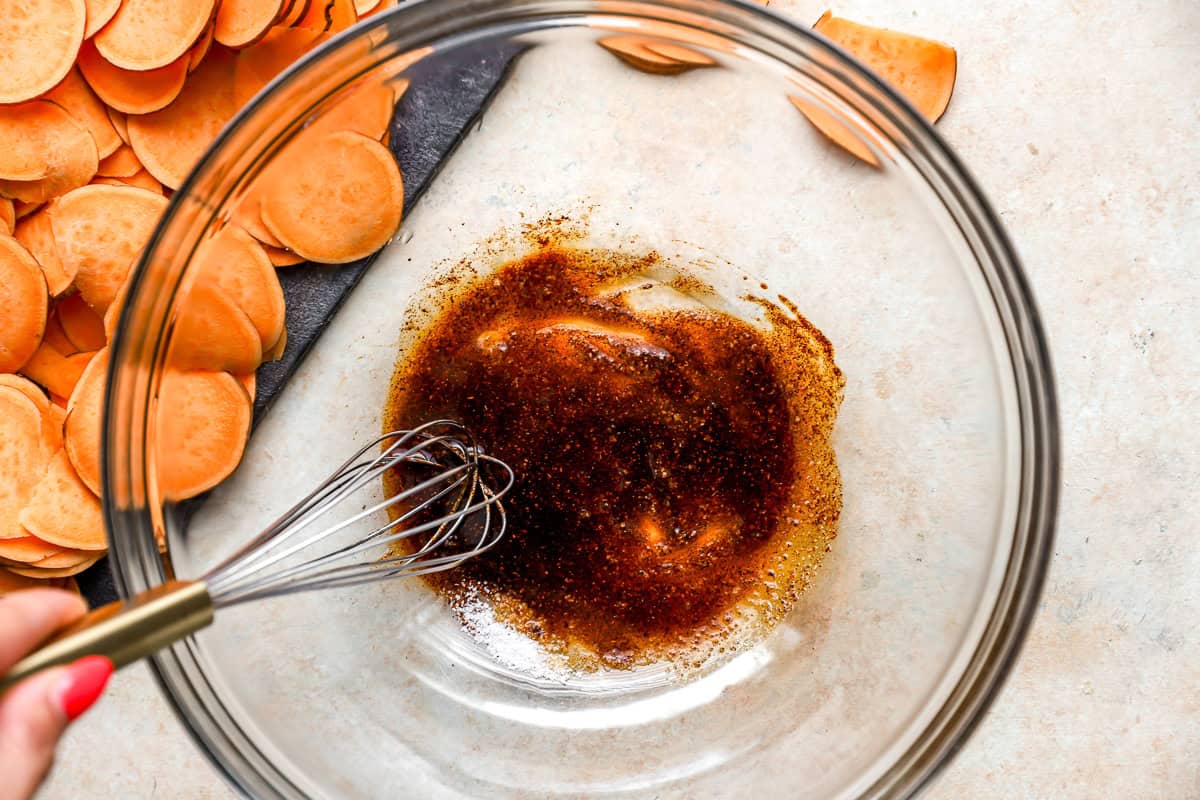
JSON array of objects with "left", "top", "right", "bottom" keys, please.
[{"left": 55, "top": 656, "right": 114, "bottom": 721}]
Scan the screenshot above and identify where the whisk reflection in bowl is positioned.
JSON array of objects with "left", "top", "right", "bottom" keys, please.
[{"left": 0, "top": 420, "right": 514, "bottom": 692}]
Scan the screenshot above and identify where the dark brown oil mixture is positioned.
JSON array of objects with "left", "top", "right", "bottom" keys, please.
[{"left": 384, "top": 246, "right": 843, "bottom": 668}]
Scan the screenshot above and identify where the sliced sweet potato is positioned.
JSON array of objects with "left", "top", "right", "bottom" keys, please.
[
  {"left": 262, "top": 242, "right": 305, "bottom": 266},
  {"left": 0, "top": 387, "right": 48, "bottom": 539},
  {"left": 215, "top": 0, "right": 285, "bottom": 49},
  {"left": 0, "top": 102, "right": 70, "bottom": 181},
  {"left": 19, "top": 449, "right": 105, "bottom": 550},
  {"left": 0, "top": 199, "right": 13, "bottom": 236},
  {"left": 57, "top": 293, "right": 107, "bottom": 352},
  {"left": 168, "top": 281, "right": 263, "bottom": 374},
  {"left": 95, "top": 145, "right": 143, "bottom": 179},
  {"left": 49, "top": 183, "right": 167, "bottom": 314},
  {"left": 0, "top": 237, "right": 49, "bottom": 373},
  {"left": 264, "top": 324, "right": 286, "bottom": 361},
  {"left": 236, "top": 372, "right": 256, "bottom": 402},
  {"left": 0, "top": 536, "right": 63, "bottom": 563},
  {"left": 188, "top": 21, "right": 215, "bottom": 72},
  {"left": 0, "top": 566, "right": 61, "bottom": 593},
  {"left": 44, "top": 68, "right": 123, "bottom": 159},
  {"left": 63, "top": 347, "right": 107, "bottom": 495},
  {"left": 94, "top": 0, "right": 218, "bottom": 71},
  {"left": 0, "top": 0, "right": 86, "bottom": 104},
  {"left": 306, "top": 81, "right": 395, "bottom": 143},
  {"left": 106, "top": 106, "right": 128, "bottom": 144},
  {"left": 128, "top": 47, "right": 238, "bottom": 190},
  {"left": 156, "top": 369, "right": 251, "bottom": 501},
  {"left": 6, "top": 556, "right": 100, "bottom": 578},
  {"left": 14, "top": 208, "right": 74, "bottom": 297},
  {"left": 20, "top": 342, "right": 95, "bottom": 399},
  {"left": 0, "top": 101, "right": 99, "bottom": 203},
  {"left": 14, "top": 201, "right": 41, "bottom": 221},
  {"left": 93, "top": 169, "right": 164, "bottom": 194},
  {"left": 789, "top": 95, "right": 880, "bottom": 165},
  {"left": 233, "top": 193, "right": 284, "bottom": 247},
  {"left": 83, "top": 0, "right": 121, "bottom": 38},
  {"left": 358, "top": 0, "right": 395, "bottom": 17},
  {"left": 78, "top": 41, "right": 190, "bottom": 115},
  {"left": 261, "top": 130, "right": 403, "bottom": 264},
  {"left": 353, "top": 0, "right": 381, "bottom": 13},
  {"left": 195, "top": 226, "right": 286, "bottom": 351},
  {"left": 31, "top": 547, "right": 97, "bottom": 569},
  {"left": 812, "top": 11, "right": 956, "bottom": 122},
  {"left": 327, "top": 0, "right": 356, "bottom": 31},
  {"left": 295, "top": 0, "right": 334, "bottom": 31},
  {"left": 42, "top": 311, "right": 77, "bottom": 354},
  {"left": 599, "top": 36, "right": 699, "bottom": 76},
  {"left": 277, "top": 0, "right": 310, "bottom": 27},
  {"left": 232, "top": 26, "right": 323, "bottom": 107},
  {"left": 0, "top": 375, "right": 61, "bottom": 462}
]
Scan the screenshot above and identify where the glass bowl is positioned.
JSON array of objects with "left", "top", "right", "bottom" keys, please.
[{"left": 103, "top": 0, "right": 1059, "bottom": 797}]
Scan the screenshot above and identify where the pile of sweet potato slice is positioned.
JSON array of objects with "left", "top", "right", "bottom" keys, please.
[{"left": 0, "top": 0, "right": 403, "bottom": 589}]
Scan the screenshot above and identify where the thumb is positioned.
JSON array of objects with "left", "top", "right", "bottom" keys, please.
[{"left": 0, "top": 656, "right": 113, "bottom": 800}]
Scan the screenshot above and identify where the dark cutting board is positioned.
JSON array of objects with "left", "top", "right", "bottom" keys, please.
[{"left": 80, "top": 40, "right": 526, "bottom": 607}]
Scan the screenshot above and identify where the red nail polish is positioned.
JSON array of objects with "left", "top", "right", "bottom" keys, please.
[{"left": 58, "top": 656, "right": 114, "bottom": 721}]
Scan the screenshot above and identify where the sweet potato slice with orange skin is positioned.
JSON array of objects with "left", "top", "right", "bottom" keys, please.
[
  {"left": 93, "top": 169, "right": 164, "bottom": 195},
  {"left": 0, "top": 200, "right": 13, "bottom": 236},
  {"left": 42, "top": 312, "right": 76, "bottom": 355},
  {"left": 354, "top": 0, "right": 381, "bottom": 13},
  {"left": 0, "top": 237, "right": 49, "bottom": 373},
  {"left": 49, "top": 184, "right": 167, "bottom": 314},
  {"left": 0, "top": 374, "right": 64, "bottom": 461},
  {"left": 96, "top": 145, "right": 143, "bottom": 178},
  {"left": 189, "top": 22, "right": 215, "bottom": 72},
  {"left": 232, "top": 27, "right": 323, "bottom": 107},
  {"left": 264, "top": 324, "right": 287, "bottom": 362},
  {"left": 107, "top": 107, "right": 129, "bottom": 144},
  {"left": 14, "top": 201, "right": 41, "bottom": 221},
  {"left": 78, "top": 41, "right": 190, "bottom": 115},
  {"left": 21, "top": 342, "right": 95, "bottom": 399},
  {"left": 327, "top": 0, "right": 356, "bottom": 31},
  {"left": 599, "top": 36, "right": 702, "bottom": 76},
  {"left": 0, "top": 536, "right": 62, "bottom": 563},
  {"left": 63, "top": 348, "right": 107, "bottom": 495},
  {"left": 0, "top": 0, "right": 86, "bottom": 104},
  {"left": 168, "top": 282, "right": 264, "bottom": 374},
  {"left": 236, "top": 372, "right": 256, "bottom": 402},
  {"left": 0, "top": 101, "right": 99, "bottom": 203},
  {"left": 295, "top": 0, "right": 334, "bottom": 31},
  {"left": 262, "top": 243, "right": 305, "bottom": 266},
  {"left": 195, "top": 226, "right": 286, "bottom": 352},
  {"left": 0, "top": 101, "right": 77, "bottom": 181},
  {"left": 128, "top": 47, "right": 238, "bottom": 190},
  {"left": 57, "top": 293, "right": 107, "bottom": 352},
  {"left": 789, "top": 95, "right": 880, "bottom": 166},
  {"left": 215, "top": 0, "right": 285, "bottom": 49},
  {"left": 32, "top": 547, "right": 97, "bottom": 569},
  {"left": 19, "top": 449, "right": 105, "bottom": 550},
  {"left": 44, "top": 68, "right": 123, "bottom": 159},
  {"left": 0, "top": 566, "right": 64, "bottom": 593},
  {"left": 14, "top": 209, "right": 74, "bottom": 297},
  {"left": 306, "top": 81, "right": 396, "bottom": 143},
  {"left": 83, "top": 0, "right": 121, "bottom": 38},
  {"left": 811, "top": 11, "right": 956, "bottom": 122},
  {"left": 261, "top": 130, "right": 403, "bottom": 264},
  {"left": 0, "top": 387, "right": 48, "bottom": 539},
  {"left": 7, "top": 556, "right": 100, "bottom": 578},
  {"left": 156, "top": 369, "right": 251, "bottom": 501},
  {"left": 279, "top": 0, "right": 311, "bottom": 26},
  {"left": 94, "top": 0, "right": 218, "bottom": 71},
  {"left": 233, "top": 193, "right": 285, "bottom": 248}
]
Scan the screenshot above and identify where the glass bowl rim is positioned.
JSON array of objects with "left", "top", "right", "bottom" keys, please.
[{"left": 102, "top": 0, "right": 1060, "bottom": 797}]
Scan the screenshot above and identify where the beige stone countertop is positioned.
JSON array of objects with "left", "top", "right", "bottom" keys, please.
[{"left": 39, "top": 0, "right": 1199, "bottom": 797}]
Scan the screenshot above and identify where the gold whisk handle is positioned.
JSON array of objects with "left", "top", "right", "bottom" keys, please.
[{"left": 0, "top": 580, "right": 214, "bottom": 693}]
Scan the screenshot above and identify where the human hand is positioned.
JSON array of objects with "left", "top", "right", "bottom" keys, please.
[{"left": 0, "top": 589, "right": 113, "bottom": 800}]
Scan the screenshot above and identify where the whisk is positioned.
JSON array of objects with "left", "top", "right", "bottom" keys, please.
[{"left": 1, "top": 420, "right": 513, "bottom": 692}]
